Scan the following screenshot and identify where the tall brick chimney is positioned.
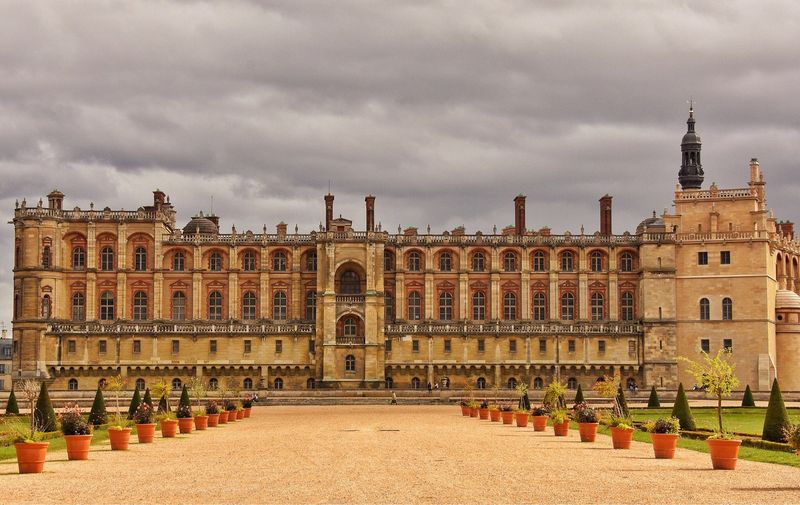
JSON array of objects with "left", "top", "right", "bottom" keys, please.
[
  {"left": 514, "top": 195, "right": 526, "bottom": 235},
  {"left": 324, "top": 193, "right": 334, "bottom": 231},
  {"left": 779, "top": 221, "right": 794, "bottom": 240},
  {"left": 365, "top": 195, "right": 375, "bottom": 232},
  {"left": 277, "top": 222, "right": 287, "bottom": 236},
  {"left": 600, "top": 195, "right": 613, "bottom": 235}
]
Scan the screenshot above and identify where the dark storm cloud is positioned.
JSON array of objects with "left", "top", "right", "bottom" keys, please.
[{"left": 1, "top": 0, "right": 799, "bottom": 320}]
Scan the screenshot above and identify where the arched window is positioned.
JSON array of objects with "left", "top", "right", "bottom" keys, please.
[
  {"left": 72, "top": 292, "right": 86, "bottom": 321},
  {"left": 533, "top": 292, "right": 547, "bottom": 321},
  {"left": 620, "top": 252, "right": 634, "bottom": 272},
  {"left": 68, "top": 378, "right": 78, "bottom": 391},
  {"left": 590, "top": 251, "right": 604, "bottom": 272},
  {"left": 172, "top": 292, "right": 186, "bottom": 321},
  {"left": 42, "top": 245, "right": 51, "bottom": 269},
  {"left": 135, "top": 378, "right": 145, "bottom": 391},
  {"left": 590, "top": 292, "right": 605, "bottom": 321},
  {"left": 274, "top": 378, "right": 284, "bottom": 390},
  {"left": 341, "top": 270, "right": 361, "bottom": 294},
  {"left": 134, "top": 246, "right": 147, "bottom": 271},
  {"left": 476, "top": 377, "right": 487, "bottom": 389},
  {"left": 503, "top": 252, "right": 517, "bottom": 272},
  {"left": 472, "top": 291, "right": 486, "bottom": 320},
  {"left": 439, "top": 252, "right": 452, "bottom": 272},
  {"left": 171, "top": 378, "right": 182, "bottom": 390},
  {"left": 243, "top": 378, "right": 253, "bottom": 390},
  {"left": 407, "top": 291, "right": 421, "bottom": 320},
  {"left": 533, "top": 377, "right": 544, "bottom": 390},
  {"left": 307, "top": 378, "right": 316, "bottom": 389},
  {"left": 407, "top": 251, "right": 421, "bottom": 272},
  {"left": 208, "top": 377, "right": 218, "bottom": 390},
  {"left": 384, "top": 377, "right": 393, "bottom": 389},
  {"left": 272, "top": 251, "right": 287, "bottom": 272},
  {"left": 621, "top": 292, "right": 635, "bottom": 321},
  {"left": 209, "top": 252, "right": 223, "bottom": 271},
  {"left": 98, "top": 378, "right": 107, "bottom": 389},
  {"left": 273, "top": 291, "right": 287, "bottom": 320},
  {"left": 561, "top": 251, "right": 574, "bottom": 272},
  {"left": 472, "top": 252, "right": 485, "bottom": 272},
  {"left": 306, "top": 251, "right": 317, "bottom": 272},
  {"left": 383, "top": 251, "right": 394, "bottom": 272},
  {"left": 343, "top": 317, "right": 358, "bottom": 337},
  {"left": 306, "top": 292, "right": 317, "bottom": 321},
  {"left": 41, "top": 295, "right": 51, "bottom": 319},
  {"left": 699, "top": 298, "right": 710, "bottom": 320},
  {"left": 438, "top": 292, "right": 453, "bottom": 320},
  {"left": 242, "top": 251, "right": 257, "bottom": 271},
  {"left": 411, "top": 377, "right": 421, "bottom": 389},
  {"left": 507, "top": 377, "right": 517, "bottom": 389},
  {"left": 560, "top": 292, "right": 575, "bottom": 320},
  {"left": 100, "top": 247, "right": 114, "bottom": 271},
  {"left": 242, "top": 291, "right": 257, "bottom": 320},
  {"left": 132, "top": 291, "right": 148, "bottom": 321},
  {"left": 384, "top": 293, "right": 394, "bottom": 323},
  {"left": 567, "top": 377, "right": 578, "bottom": 390},
  {"left": 533, "top": 250, "right": 546, "bottom": 272},
  {"left": 72, "top": 247, "right": 85, "bottom": 270},
  {"left": 722, "top": 297, "right": 733, "bottom": 320},
  {"left": 208, "top": 291, "right": 223, "bottom": 320},
  {"left": 100, "top": 291, "right": 115, "bottom": 321},
  {"left": 172, "top": 251, "right": 185, "bottom": 271},
  {"left": 345, "top": 354, "right": 356, "bottom": 372},
  {"left": 503, "top": 292, "right": 517, "bottom": 320}
]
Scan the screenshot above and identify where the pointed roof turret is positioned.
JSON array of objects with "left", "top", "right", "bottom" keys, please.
[{"left": 678, "top": 102, "right": 704, "bottom": 190}]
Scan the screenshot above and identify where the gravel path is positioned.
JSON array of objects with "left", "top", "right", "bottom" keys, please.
[{"left": 3, "top": 405, "right": 800, "bottom": 504}]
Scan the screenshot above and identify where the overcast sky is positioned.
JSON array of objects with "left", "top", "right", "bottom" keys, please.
[{"left": 1, "top": 1, "right": 799, "bottom": 325}]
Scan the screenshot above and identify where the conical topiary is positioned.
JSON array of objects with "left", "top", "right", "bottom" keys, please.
[
  {"left": 143, "top": 388, "right": 153, "bottom": 409},
  {"left": 647, "top": 385, "right": 660, "bottom": 408},
  {"left": 127, "top": 388, "right": 142, "bottom": 420},
  {"left": 574, "top": 384, "right": 584, "bottom": 405},
  {"left": 671, "top": 382, "right": 696, "bottom": 431},
  {"left": 88, "top": 386, "right": 108, "bottom": 425},
  {"left": 762, "top": 378, "right": 790, "bottom": 442},
  {"left": 616, "top": 385, "right": 629, "bottom": 419},
  {"left": 518, "top": 390, "right": 531, "bottom": 411},
  {"left": 178, "top": 384, "right": 191, "bottom": 409},
  {"left": 5, "top": 388, "right": 19, "bottom": 415},
  {"left": 741, "top": 384, "right": 756, "bottom": 407},
  {"left": 158, "top": 394, "right": 169, "bottom": 413},
  {"left": 33, "top": 382, "right": 58, "bottom": 432}
]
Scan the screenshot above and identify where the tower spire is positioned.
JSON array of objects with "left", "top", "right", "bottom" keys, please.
[{"left": 678, "top": 102, "right": 703, "bottom": 190}]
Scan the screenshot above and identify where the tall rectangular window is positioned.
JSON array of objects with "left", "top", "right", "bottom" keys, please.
[
  {"left": 509, "top": 339, "right": 517, "bottom": 353},
  {"left": 700, "top": 339, "right": 710, "bottom": 353},
  {"left": 99, "top": 340, "right": 107, "bottom": 354},
  {"left": 275, "top": 340, "right": 283, "bottom": 353},
  {"left": 210, "top": 340, "right": 217, "bottom": 353},
  {"left": 539, "top": 338, "right": 546, "bottom": 353},
  {"left": 244, "top": 340, "right": 252, "bottom": 353},
  {"left": 133, "top": 340, "right": 141, "bottom": 354},
  {"left": 171, "top": 340, "right": 179, "bottom": 354},
  {"left": 444, "top": 339, "right": 451, "bottom": 353},
  {"left": 67, "top": 340, "right": 76, "bottom": 353},
  {"left": 477, "top": 338, "right": 485, "bottom": 352},
  {"left": 309, "top": 338, "right": 316, "bottom": 353},
  {"left": 598, "top": 340, "right": 606, "bottom": 354},
  {"left": 568, "top": 339, "right": 576, "bottom": 353},
  {"left": 720, "top": 251, "right": 731, "bottom": 265},
  {"left": 383, "top": 339, "right": 391, "bottom": 352},
  {"left": 412, "top": 339, "right": 419, "bottom": 352},
  {"left": 628, "top": 340, "right": 636, "bottom": 356},
  {"left": 723, "top": 338, "right": 733, "bottom": 352},
  {"left": 698, "top": 251, "right": 708, "bottom": 265}
]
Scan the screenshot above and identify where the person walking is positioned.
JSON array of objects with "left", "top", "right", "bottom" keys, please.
[
  {"left": 390, "top": 391, "right": 398, "bottom": 405},
  {"left": 427, "top": 382, "right": 432, "bottom": 393}
]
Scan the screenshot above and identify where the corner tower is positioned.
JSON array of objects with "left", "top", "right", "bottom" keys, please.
[{"left": 678, "top": 104, "right": 703, "bottom": 190}]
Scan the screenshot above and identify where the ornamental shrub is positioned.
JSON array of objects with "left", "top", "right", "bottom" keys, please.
[
  {"left": 178, "top": 385, "right": 191, "bottom": 410},
  {"left": 158, "top": 394, "right": 169, "bottom": 413},
  {"left": 616, "top": 385, "right": 629, "bottom": 419},
  {"left": 762, "top": 378, "right": 790, "bottom": 442},
  {"left": 671, "top": 383, "right": 696, "bottom": 431},
  {"left": 60, "top": 403, "right": 92, "bottom": 436},
  {"left": 5, "top": 388, "right": 19, "bottom": 415},
  {"left": 741, "top": 384, "right": 755, "bottom": 407},
  {"left": 574, "top": 384, "right": 584, "bottom": 405},
  {"left": 127, "top": 388, "right": 142, "bottom": 420},
  {"left": 88, "top": 387, "right": 108, "bottom": 426},
  {"left": 143, "top": 388, "right": 153, "bottom": 409},
  {"left": 33, "top": 381, "right": 58, "bottom": 432},
  {"left": 647, "top": 385, "right": 661, "bottom": 408}
]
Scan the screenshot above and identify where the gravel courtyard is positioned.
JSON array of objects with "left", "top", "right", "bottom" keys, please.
[{"left": 3, "top": 405, "right": 800, "bottom": 504}]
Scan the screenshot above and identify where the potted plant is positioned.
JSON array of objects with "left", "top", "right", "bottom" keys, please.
[
  {"left": 459, "top": 400, "right": 470, "bottom": 417},
  {"left": 644, "top": 417, "right": 680, "bottom": 459},
  {"left": 225, "top": 399, "right": 238, "bottom": 422},
  {"left": 236, "top": 401, "right": 245, "bottom": 420},
  {"left": 105, "top": 375, "right": 133, "bottom": 450},
  {"left": 152, "top": 380, "right": 178, "bottom": 438},
  {"left": 60, "top": 402, "right": 92, "bottom": 460},
  {"left": 514, "top": 406, "right": 529, "bottom": 428},
  {"left": 12, "top": 379, "right": 49, "bottom": 473},
  {"left": 607, "top": 417, "right": 635, "bottom": 450},
  {"left": 488, "top": 403, "right": 501, "bottom": 422},
  {"left": 242, "top": 395, "right": 253, "bottom": 418},
  {"left": 189, "top": 377, "right": 209, "bottom": 430},
  {"left": 217, "top": 381, "right": 230, "bottom": 423},
  {"left": 784, "top": 424, "right": 800, "bottom": 456},
  {"left": 133, "top": 402, "right": 156, "bottom": 443},
  {"left": 593, "top": 375, "right": 634, "bottom": 449},
  {"left": 478, "top": 400, "right": 490, "bottom": 420},
  {"left": 573, "top": 402, "right": 599, "bottom": 442},
  {"left": 467, "top": 399, "right": 479, "bottom": 418},
  {"left": 499, "top": 404, "right": 514, "bottom": 425},
  {"left": 176, "top": 385, "right": 194, "bottom": 434},
  {"left": 543, "top": 380, "right": 568, "bottom": 436},
  {"left": 206, "top": 400, "right": 221, "bottom": 427},
  {"left": 681, "top": 349, "right": 742, "bottom": 470},
  {"left": 531, "top": 405, "right": 549, "bottom": 431},
  {"left": 550, "top": 408, "right": 569, "bottom": 436}
]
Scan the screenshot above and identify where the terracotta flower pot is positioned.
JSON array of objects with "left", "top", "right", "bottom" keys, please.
[
  {"left": 707, "top": 438, "right": 742, "bottom": 470},
  {"left": 469, "top": 407, "right": 478, "bottom": 418},
  {"left": 243, "top": 408, "right": 252, "bottom": 418},
  {"left": 226, "top": 410, "right": 237, "bottom": 422},
  {"left": 501, "top": 411, "right": 514, "bottom": 425},
  {"left": 460, "top": 406, "right": 470, "bottom": 416},
  {"left": 14, "top": 441, "right": 49, "bottom": 473},
  {"left": 65, "top": 434, "right": 93, "bottom": 460},
  {"left": 515, "top": 412, "right": 529, "bottom": 427},
  {"left": 178, "top": 417, "right": 194, "bottom": 434},
  {"left": 194, "top": 415, "right": 209, "bottom": 431},
  {"left": 489, "top": 410, "right": 501, "bottom": 422},
  {"left": 610, "top": 427, "right": 634, "bottom": 449},
  {"left": 478, "top": 408, "right": 489, "bottom": 420},
  {"left": 532, "top": 415, "right": 548, "bottom": 431},
  {"left": 650, "top": 433, "right": 679, "bottom": 459},
  {"left": 207, "top": 413, "right": 220, "bottom": 427},
  {"left": 553, "top": 420, "right": 569, "bottom": 436},
  {"left": 237, "top": 409, "right": 244, "bottom": 420},
  {"left": 578, "top": 422, "right": 599, "bottom": 442},
  {"left": 108, "top": 427, "right": 132, "bottom": 450},
  {"left": 218, "top": 411, "right": 229, "bottom": 424},
  {"left": 136, "top": 423, "right": 156, "bottom": 444},
  {"left": 160, "top": 419, "right": 178, "bottom": 438}
]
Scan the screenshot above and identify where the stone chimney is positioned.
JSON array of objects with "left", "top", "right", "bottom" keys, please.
[
  {"left": 207, "top": 214, "right": 220, "bottom": 228},
  {"left": 600, "top": 195, "right": 613, "bottom": 235},
  {"left": 324, "top": 194, "right": 334, "bottom": 231},
  {"left": 153, "top": 189, "right": 166, "bottom": 208},
  {"left": 47, "top": 190, "right": 64, "bottom": 210},
  {"left": 365, "top": 195, "right": 375, "bottom": 232},
  {"left": 277, "top": 222, "right": 287, "bottom": 236},
  {"left": 514, "top": 195, "right": 526, "bottom": 235},
  {"left": 749, "top": 158, "right": 761, "bottom": 183},
  {"left": 779, "top": 221, "right": 794, "bottom": 240}
]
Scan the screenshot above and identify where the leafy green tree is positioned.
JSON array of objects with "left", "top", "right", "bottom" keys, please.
[
  {"left": 143, "top": 388, "right": 153, "bottom": 409},
  {"left": 741, "top": 385, "right": 755, "bottom": 407},
  {"left": 33, "top": 381, "right": 58, "bottom": 432},
  {"left": 516, "top": 382, "right": 530, "bottom": 411},
  {"left": 574, "top": 384, "right": 584, "bottom": 405},
  {"left": 88, "top": 387, "right": 108, "bottom": 426},
  {"left": 670, "top": 382, "right": 696, "bottom": 431},
  {"left": 616, "top": 385, "right": 629, "bottom": 419},
  {"left": 5, "top": 388, "right": 19, "bottom": 415},
  {"left": 762, "top": 378, "right": 790, "bottom": 442},
  {"left": 127, "top": 388, "right": 142, "bottom": 420},
  {"left": 647, "top": 385, "right": 660, "bottom": 408},
  {"left": 681, "top": 350, "right": 739, "bottom": 434}
]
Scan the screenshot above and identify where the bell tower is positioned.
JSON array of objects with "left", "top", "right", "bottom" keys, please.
[{"left": 678, "top": 103, "right": 704, "bottom": 190}]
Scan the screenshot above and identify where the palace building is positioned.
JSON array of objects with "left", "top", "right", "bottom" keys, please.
[{"left": 9, "top": 110, "right": 800, "bottom": 393}]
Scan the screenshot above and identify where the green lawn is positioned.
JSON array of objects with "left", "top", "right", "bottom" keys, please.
[{"left": 629, "top": 407, "right": 800, "bottom": 436}]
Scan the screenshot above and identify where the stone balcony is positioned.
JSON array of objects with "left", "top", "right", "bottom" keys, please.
[{"left": 335, "top": 336, "right": 365, "bottom": 345}]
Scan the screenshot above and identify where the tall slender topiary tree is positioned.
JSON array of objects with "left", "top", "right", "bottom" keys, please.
[
  {"left": 574, "top": 384, "right": 584, "bottom": 405},
  {"left": 33, "top": 381, "right": 58, "bottom": 432},
  {"left": 143, "top": 388, "right": 153, "bottom": 409},
  {"left": 616, "top": 385, "right": 629, "bottom": 419},
  {"left": 158, "top": 395, "right": 169, "bottom": 413},
  {"left": 741, "top": 384, "right": 755, "bottom": 407},
  {"left": 178, "top": 384, "right": 191, "bottom": 410},
  {"left": 88, "top": 386, "right": 108, "bottom": 425},
  {"left": 127, "top": 388, "right": 142, "bottom": 420},
  {"left": 671, "top": 382, "right": 696, "bottom": 431},
  {"left": 762, "top": 378, "right": 790, "bottom": 442},
  {"left": 5, "top": 388, "right": 19, "bottom": 415},
  {"left": 647, "top": 385, "right": 661, "bottom": 408}
]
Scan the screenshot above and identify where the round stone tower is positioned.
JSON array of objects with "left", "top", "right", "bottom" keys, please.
[{"left": 775, "top": 289, "right": 800, "bottom": 390}]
